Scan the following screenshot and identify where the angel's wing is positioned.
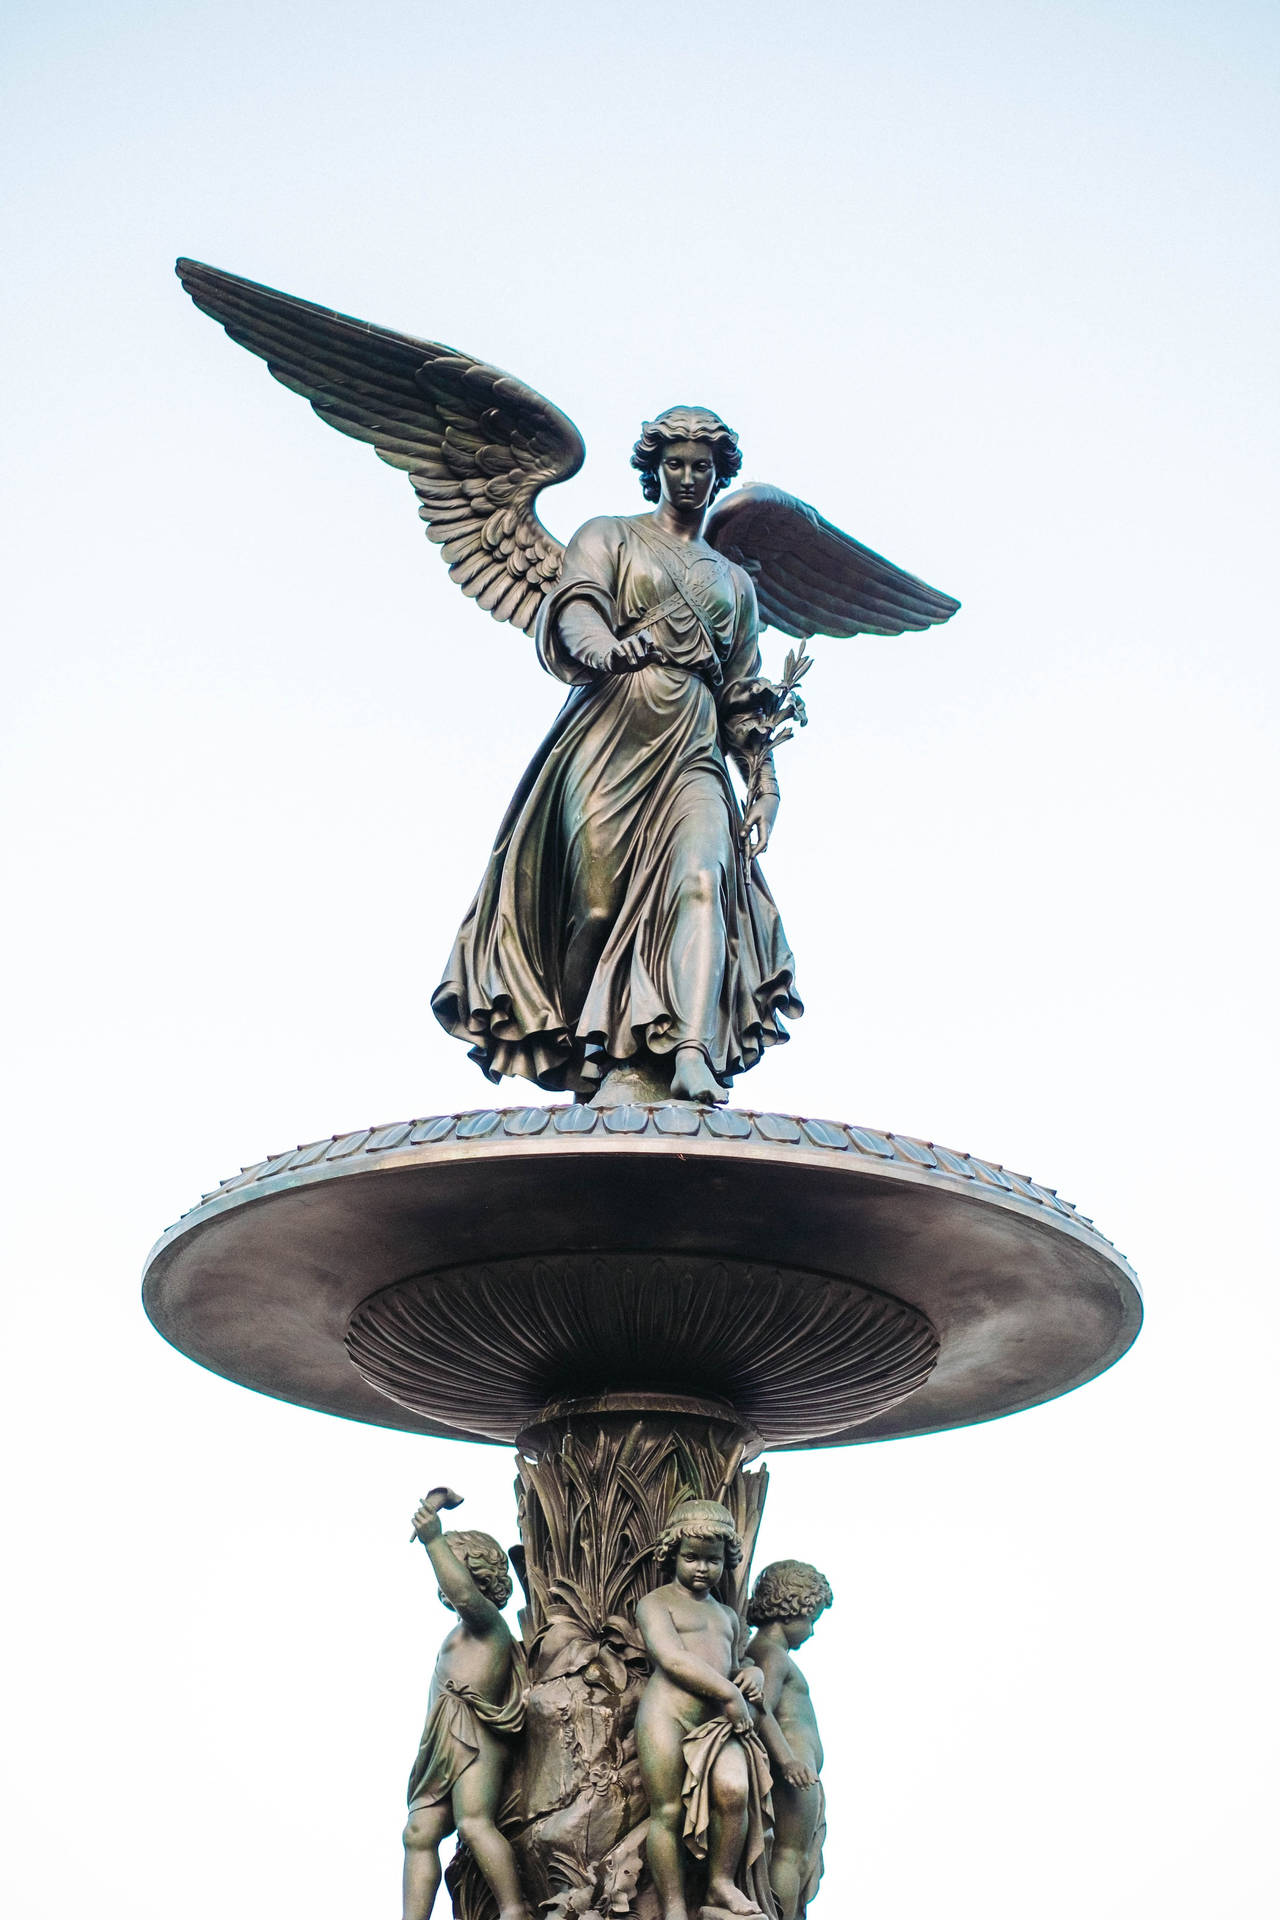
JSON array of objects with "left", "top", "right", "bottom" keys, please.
[
  {"left": 705, "top": 482, "right": 959, "bottom": 639},
  {"left": 175, "top": 259, "right": 585, "bottom": 633}
]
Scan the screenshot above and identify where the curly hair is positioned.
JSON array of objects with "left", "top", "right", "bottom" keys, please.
[
  {"left": 653, "top": 1499, "right": 744, "bottom": 1578},
  {"left": 630, "top": 406, "right": 742, "bottom": 503},
  {"left": 440, "top": 1529, "right": 513, "bottom": 1609},
  {"left": 746, "top": 1559, "right": 833, "bottom": 1625}
]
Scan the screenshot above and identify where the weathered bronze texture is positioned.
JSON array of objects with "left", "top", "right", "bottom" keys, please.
[
  {"left": 404, "top": 1488, "right": 531, "bottom": 1920},
  {"left": 346, "top": 1254, "right": 938, "bottom": 1446},
  {"left": 155, "top": 261, "right": 1142, "bottom": 1920},
  {"left": 636, "top": 1501, "right": 775, "bottom": 1920},
  {"left": 493, "top": 1411, "right": 769, "bottom": 1920},
  {"left": 142, "top": 1104, "right": 1141, "bottom": 1449},
  {"left": 175, "top": 262, "right": 958, "bottom": 1106},
  {"left": 744, "top": 1564, "right": 832, "bottom": 1920}
]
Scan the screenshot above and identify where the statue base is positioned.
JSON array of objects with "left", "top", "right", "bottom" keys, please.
[{"left": 143, "top": 1100, "right": 1141, "bottom": 1920}]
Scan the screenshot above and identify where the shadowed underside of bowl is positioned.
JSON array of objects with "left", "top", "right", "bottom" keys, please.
[{"left": 142, "top": 1104, "right": 1142, "bottom": 1450}]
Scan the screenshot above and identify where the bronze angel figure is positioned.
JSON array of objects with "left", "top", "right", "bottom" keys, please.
[{"left": 176, "top": 261, "right": 959, "bottom": 1106}]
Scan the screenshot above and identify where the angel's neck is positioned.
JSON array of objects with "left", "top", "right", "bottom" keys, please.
[{"left": 651, "top": 501, "right": 706, "bottom": 544}]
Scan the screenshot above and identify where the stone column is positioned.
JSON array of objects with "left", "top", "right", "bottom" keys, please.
[{"left": 447, "top": 1394, "right": 767, "bottom": 1920}]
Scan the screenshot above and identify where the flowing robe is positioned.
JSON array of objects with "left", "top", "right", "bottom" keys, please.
[
  {"left": 432, "top": 513, "right": 802, "bottom": 1091},
  {"left": 406, "top": 1659, "right": 527, "bottom": 1812},
  {"left": 681, "top": 1715, "right": 778, "bottom": 1919}
]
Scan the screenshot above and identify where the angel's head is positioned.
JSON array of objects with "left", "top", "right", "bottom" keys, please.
[{"left": 631, "top": 407, "right": 742, "bottom": 508}]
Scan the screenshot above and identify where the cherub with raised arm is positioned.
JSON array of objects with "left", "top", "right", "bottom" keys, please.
[
  {"left": 635, "top": 1500, "right": 776, "bottom": 1920},
  {"left": 402, "top": 1486, "right": 531, "bottom": 1920},
  {"left": 743, "top": 1562, "right": 833, "bottom": 1920}
]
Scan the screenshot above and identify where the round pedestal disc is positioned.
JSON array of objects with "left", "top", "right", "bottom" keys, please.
[{"left": 142, "top": 1104, "right": 1142, "bottom": 1449}]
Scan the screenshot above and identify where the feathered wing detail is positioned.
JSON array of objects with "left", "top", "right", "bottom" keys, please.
[
  {"left": 705, "top": 482, "right": 960, "bottom": 639},
  {"left": 175, "top": 259, "right": 585, "bottom": 633}
]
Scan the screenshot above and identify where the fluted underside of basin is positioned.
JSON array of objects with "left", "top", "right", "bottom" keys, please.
[
  {"left": 344, "top": 1252, "right": 940, "bottom": 1447},
  {"left": 142, "top": 1105, "right": 1142, "bottom": 1445}
]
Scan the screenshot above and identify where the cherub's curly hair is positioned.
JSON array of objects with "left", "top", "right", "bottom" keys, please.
[
  {"left": 440, "top": 1529, "right": 513, "bottom": 1609},
  {"left": 630, "top": 406, "right": 742, "bottom": 503},
  {"left": 746, "top": 1559, "right": 833, "bottom": 1625},
  {"left": 653, "top": 1499, "right": 744, "bottom": 1578}
]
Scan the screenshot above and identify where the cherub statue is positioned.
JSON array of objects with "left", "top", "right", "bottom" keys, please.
[
  {"left": 634, "top": 1500, "right": 775, "bottom": 1920},
  {"left": 403, "top": 1486, "right": 530, "bottom": 1920},
  {"left": 176, "top": 261, "right": 958, "bottom": 1105},
  {"left": 743, "top": 1562, "right": 833, "bottom": 1920}
]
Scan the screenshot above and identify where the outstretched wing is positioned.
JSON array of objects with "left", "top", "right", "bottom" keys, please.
[
  {"left": 705, "top": 482, "right": 959, "bottom": 639},
  {"left": 175, "top": 259, "right": 585, "bottom": 633}
]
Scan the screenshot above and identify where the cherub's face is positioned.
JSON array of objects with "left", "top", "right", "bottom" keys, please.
[
  {"left": 675, "top": 1534, "right": 726, "bottom": 1593},
  {"left": 658, "top": 438, "right": 718, "bottom": 513},
  {"left": 783, "top": 1608, "right": 822, "bottom": 1648}
]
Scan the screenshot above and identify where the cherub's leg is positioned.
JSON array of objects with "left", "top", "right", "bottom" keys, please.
[
  {"left": 767, "top": 1781, "right": 821, "bottom": 1920},
  {"left": 452, "top": 1737, "right": 531, "bottom": 1920},
  {"left": 402, "top": 1802, "right": 452, "bottom": 1920},
  {"left": 705, "top": 1740, "right": 755, "bottom": 1913},
  {"left": 636, "top": 1703, "right": 694, "bottom": 1920}
]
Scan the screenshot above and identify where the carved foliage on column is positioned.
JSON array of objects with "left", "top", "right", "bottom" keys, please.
[{"left": 453, "top": 1414, "right": 766, "bottom": 1920}]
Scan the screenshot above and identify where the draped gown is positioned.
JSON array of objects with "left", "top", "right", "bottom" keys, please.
[{"left": 432, "top": 513, "right": 802, "bottom": 1092}]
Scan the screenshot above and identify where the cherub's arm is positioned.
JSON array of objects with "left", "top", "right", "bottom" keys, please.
[
  {"left": 731, "top": 1607, "right": 766, "bottom": 1707},
  {"left": 412, "top": 1500, "right": 502, "bottom": 1634},
  {"left": 636, "top": 1592, "right": 747, "bottom": 1720},
  {"left": 745, "top": 1640, "right": 816, "bottom": 1788}
]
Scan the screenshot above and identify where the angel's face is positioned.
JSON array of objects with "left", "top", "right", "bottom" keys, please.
[{"left": 658, "top": 438, "right": 718, "bottom": 513}]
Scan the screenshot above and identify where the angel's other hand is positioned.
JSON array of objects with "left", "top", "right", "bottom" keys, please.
[
  {"left": 781, "top": 1759, "right": 818, "bottom": 1789},
  {"left": 741, "top": 797, "right": 778, "bottom": 859},
  {"left": 721, "top": 676, "right": 775, "bottom": 718},
  {"left": 608, "top": 633, "right": 656, "bottom": 673}
]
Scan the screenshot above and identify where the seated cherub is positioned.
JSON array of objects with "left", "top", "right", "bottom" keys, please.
[
  {"left": 635, "top": 1499, "right": 774, "bottom": 1920},
  {"left": 743, "top": 1561, "right": 833, "bottom": 1920},
  {"left": 402, "top": 1487, "right": 531, "bottom": 1920}
]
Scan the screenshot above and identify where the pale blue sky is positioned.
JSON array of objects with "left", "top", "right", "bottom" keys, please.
[{"left": 2, "top": 5, "right": 1277, "bottom": 1917}]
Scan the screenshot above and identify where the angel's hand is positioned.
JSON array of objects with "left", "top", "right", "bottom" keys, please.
[
  {"left": 780, "top": 1758, "right": 819, "bottom": 1789},
  {"left": 608, "top": 633, "right": 658, "bottom": 673},
  {"left": 741, "top": 794, "right": 779, "bottom": 859},
  {"left": 720, "top": 676, "right": 776, "bottom": 718}
]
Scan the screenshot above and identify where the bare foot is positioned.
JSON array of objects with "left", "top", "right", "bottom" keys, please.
[
  {"left": 670, "top": 1046, "right": 727, "bottom": 1105},
  {"left": 703, "top": 1889, "right": 764, "bottom": 1919}
]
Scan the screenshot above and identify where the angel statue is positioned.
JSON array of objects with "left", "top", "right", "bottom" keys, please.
[{"left": 176, "top": 261, "right": 959, "bottom": 1106}]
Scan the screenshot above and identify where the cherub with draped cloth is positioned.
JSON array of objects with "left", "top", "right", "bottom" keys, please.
[
  {"left": 175, "top": 261, "right": 959, "bottom": 1105},
  {"left": 635, "top": 1500, "right": 776, "bottom": 1920},
  {"left": 403, "top": 1488, "right": 530, "bottom": 1920}
]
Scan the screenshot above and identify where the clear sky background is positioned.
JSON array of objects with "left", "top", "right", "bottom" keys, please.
[{"left": 2, "top": 2, "right": 1277, "bottom": 1914}]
